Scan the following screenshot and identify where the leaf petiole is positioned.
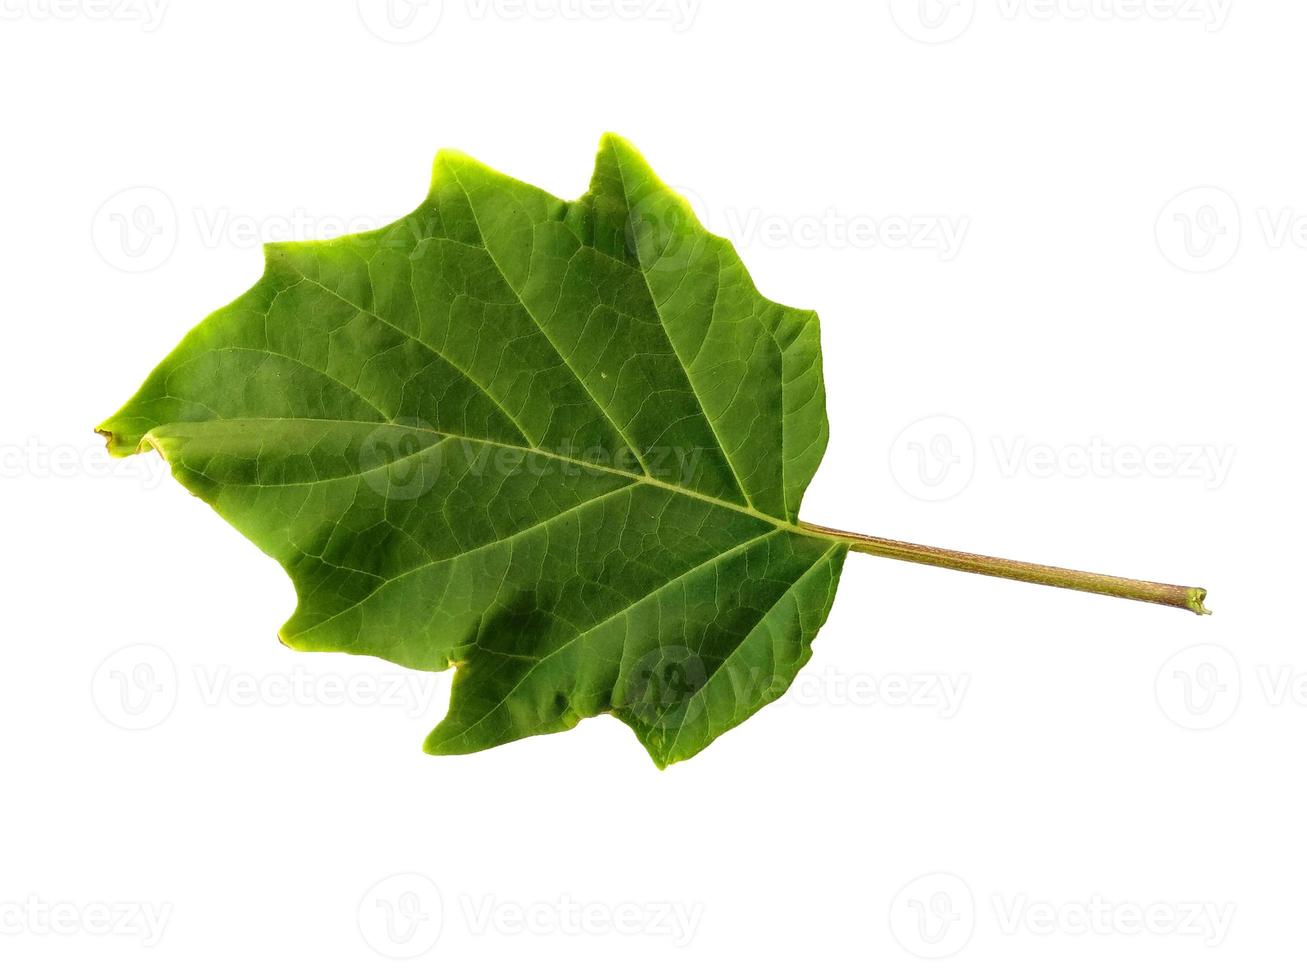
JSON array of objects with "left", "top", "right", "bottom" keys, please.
[{"left": 798, "top": 521, "right": 1210, "bottom": 615}]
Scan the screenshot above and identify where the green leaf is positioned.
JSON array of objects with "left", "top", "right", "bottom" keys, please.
[{"left": 98, "top": 133, "right": 846, "bottom": 767}]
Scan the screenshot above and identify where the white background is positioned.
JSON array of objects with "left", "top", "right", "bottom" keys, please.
[{"left": 0, "top": 0, "right": 1299, "bottom": 975}]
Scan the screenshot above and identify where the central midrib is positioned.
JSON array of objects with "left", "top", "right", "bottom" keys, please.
[{"left": 148, "top": 416, "right": 839, "bottom": 551}]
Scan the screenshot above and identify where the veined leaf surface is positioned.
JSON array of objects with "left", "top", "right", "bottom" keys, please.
[{"left": 99, "top": 134, "right": 846, "bottom": 767}]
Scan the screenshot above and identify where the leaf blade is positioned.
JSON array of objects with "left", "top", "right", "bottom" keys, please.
[{"left": 99, "top": 135, "right": 845, "bottom": 765}]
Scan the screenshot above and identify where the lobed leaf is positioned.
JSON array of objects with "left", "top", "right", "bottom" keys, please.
[{"left": 99, "top": 134, "right": 846, "bottom": 766}]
